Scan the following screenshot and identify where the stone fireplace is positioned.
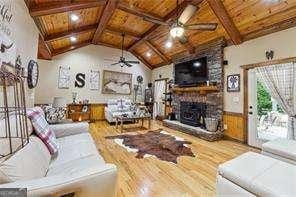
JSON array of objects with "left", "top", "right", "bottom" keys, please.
[
  {"left": 180, "top": 102, "right": 207, "bottom": 128},
  {"left": 163, "top": 39, "right": 225, "bottom": 141}
]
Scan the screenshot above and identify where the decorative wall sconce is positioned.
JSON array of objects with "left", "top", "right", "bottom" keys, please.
[{"left": 265, "top": 50, "right": 274, "bottom": 60}]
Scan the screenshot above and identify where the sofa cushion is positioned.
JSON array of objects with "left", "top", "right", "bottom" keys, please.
[
  {"left": 49, "top": 122, "right": 89, "bottom": 138},
  {"left": 27, "top": 107, "right": 59, "bottom": 155},
  {"left": 46, "top": 155, "right": 105, "bottom": 177},
  {"left": 0, "top": 136, "right": 50, "bottom": 184},
  {"left": 218, "top": 152, "right": 296, "bottom": 196},
  {"left": 49, "top": 133, "right": 104, "bottom": 168},
  {"left": 262, "top": 139, "right": 296, "bottom": 161}
]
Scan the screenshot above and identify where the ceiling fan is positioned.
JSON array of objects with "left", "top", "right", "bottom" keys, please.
[
  {"left": 109, "top": 33, "right": 140, "bottom": 67},
  {"left": 143, "top": 0, "right": 218, "bottom": 43}
]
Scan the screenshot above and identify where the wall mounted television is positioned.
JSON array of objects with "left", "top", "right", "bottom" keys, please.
[{"left": 174, "top": 57, "right": 208, "bottom": 87}]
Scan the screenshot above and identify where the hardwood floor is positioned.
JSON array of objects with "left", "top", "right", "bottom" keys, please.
[{"left": 90, "top": 120, "right": 255, "bottom": 197}]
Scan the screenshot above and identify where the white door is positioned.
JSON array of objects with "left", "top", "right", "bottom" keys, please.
[
  {"left": 153, "top": 80, "right": 166, "bottom": 119},
  {"left": 248, "top": 69, "right": 265, "bottom": 148}
]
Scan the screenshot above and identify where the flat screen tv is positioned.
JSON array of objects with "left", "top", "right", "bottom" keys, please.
[{"left": 174, "top": 57, "right": 208, "bottom": 86}]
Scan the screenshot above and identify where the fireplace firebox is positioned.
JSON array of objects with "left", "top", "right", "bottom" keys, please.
[{"left": 180, "top": 102, "right": 207, "bottom": 127}]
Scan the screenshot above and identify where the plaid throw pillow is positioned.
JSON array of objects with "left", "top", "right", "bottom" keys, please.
[{"left": 27, "top": 107, "right": 59, "bottom": 155}]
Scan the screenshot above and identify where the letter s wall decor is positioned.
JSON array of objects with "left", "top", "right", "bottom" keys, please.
[{"left": 75, "top": 73, "right": 85, "bottom": 88}]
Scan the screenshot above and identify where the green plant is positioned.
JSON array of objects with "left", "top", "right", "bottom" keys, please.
[{"left": 257, "top": 81, "right": 272, "bottom": 116}]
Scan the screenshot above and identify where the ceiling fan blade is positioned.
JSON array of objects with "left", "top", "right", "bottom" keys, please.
[
  {"left": 124, "top": 62, "right": 133, "bottom": 67},
  {"left": 178, "top": 35, "right": 189, "bottom": 44},
  {"left": 110, "top": 62, "right": 120, "bottom": 66},
  {"left": 178, "top": 4, "right": 198, "bottom": 24},
  {"left": 143, "top": 17, "right": 170, "bottom": 26},
  {"left": 125, "top": 60, "right": 140, "bottom": 64},
  {"left": 185, "top": 23, "right": 218, "bottom": 31}
]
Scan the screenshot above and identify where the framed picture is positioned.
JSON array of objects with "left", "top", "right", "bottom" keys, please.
[
  {"left": 90, "top": 70, "right": 100, "bottom": 90},
  {"left": 58, "top": 66, "right": 70, "bottom": 89},
  {"left": 102, "top": 70, "right": 132, "bottom": 95},
  {"left": 227, "top": 74, "right": 240, "bottom": 92}
]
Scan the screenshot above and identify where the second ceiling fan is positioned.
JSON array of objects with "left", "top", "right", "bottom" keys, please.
[{"left": 143, "top": 0, "right": 218, "bottom": 44}]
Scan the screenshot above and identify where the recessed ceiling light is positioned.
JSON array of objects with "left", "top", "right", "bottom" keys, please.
[
  {"left": 70, "top": 36, "right": 77, "bottom": 42},
  {"left": 165, "top": 41, "right": 173, "bottom": 48},
  {"left": 146, "top": 52, "right": 152, "bottom": 57},
  {"left": 70, "top": 14, "right": 79, "bottom": 22}
]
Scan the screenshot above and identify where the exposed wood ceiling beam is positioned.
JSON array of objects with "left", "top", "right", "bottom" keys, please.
[
  {"left": 127, "top": 0, "right": 197, "bottom": 51},
  {"left": 95, "top": 41, "right": 125, "bottom": 50},
  {"left": 243, "top": 16, "right": 296, "bottom": 42},
  {"left": 44, "top": 24, "right": 97, "bottom": 43},
  {"left": 38, "top": 35, "right": 52, "bottom": 60},
  {"left": 30, "top": 1, "right": 106, "bottom": 17},
  {"left": 52, "top": 41, "right": 91, "bottom": 56},
  {"left": 207, "top": 0, "right": 242, "bottom": 45},
  {"left": 145, "top": 41, "right": 171, "bottom": 64},
  {"left": 104, "top": 27, "right": 141, "bottom": 40},
  {"left": 44, "top": 24, "right": 141, "bottom": 43},
  {"left": 129, "top": 50, "right": 153, "bottom": 69},
  {"left": 92, "top": 0, "right": 119, "bottom": 44},
  {"left": 117, "top": 2, "right": 165, "bottom": 24}
]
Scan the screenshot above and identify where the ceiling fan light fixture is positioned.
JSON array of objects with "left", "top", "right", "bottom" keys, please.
[{"left": 170, "top": 26, "right": 184, "bottom": 38}]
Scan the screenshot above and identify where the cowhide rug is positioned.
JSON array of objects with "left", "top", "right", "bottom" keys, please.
[{"left": 105, "top": 129, "right": 195, "bottom": 163}]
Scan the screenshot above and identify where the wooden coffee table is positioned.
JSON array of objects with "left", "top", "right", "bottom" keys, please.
[{"left": 115, "top": 114, "right": 151, "bottom": 132}]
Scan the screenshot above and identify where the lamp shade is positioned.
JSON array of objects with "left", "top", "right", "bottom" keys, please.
[{"left": 52, "top": 97, "right": 67, "bottom": 108}]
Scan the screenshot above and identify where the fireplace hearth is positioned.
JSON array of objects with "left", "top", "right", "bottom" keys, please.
[{"left": 180, "top": 102, "right": 207, "bottom": 128}]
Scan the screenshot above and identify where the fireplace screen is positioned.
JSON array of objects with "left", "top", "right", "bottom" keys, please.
[{"left": 180, "top": 102, "right": 207, "bottom": 127}]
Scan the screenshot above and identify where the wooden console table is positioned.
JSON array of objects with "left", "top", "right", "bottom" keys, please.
[{"left": 67, "top": 103, "right": 106, "bottom": 122}]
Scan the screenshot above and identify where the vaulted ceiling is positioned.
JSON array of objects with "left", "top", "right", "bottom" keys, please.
[{"left": 25, "top": 0, "right": 296, "bottom": 69}]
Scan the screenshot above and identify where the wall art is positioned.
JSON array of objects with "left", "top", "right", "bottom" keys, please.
[
  {"left": 102, "top": 70, "right": 132, "bottom": 95},
  {"left": 227, "top": 74, "right": 240, "bottom": 92},
  {"left": 58, "top": 66, "right": 70, "bottom": 89},
  {"left": 90, "top": 70, "right": 100, "bottom": 90}
]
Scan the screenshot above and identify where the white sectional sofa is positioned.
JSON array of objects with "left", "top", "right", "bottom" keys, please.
[
  {"left": 262, "top": 138, "right": 296, "bottom": 165},
  {"left": 0, "top": 120, "right": 117, "bottom": 197},
  {"left": 217, "top": 152, "right": 296, "bottom": 197}
]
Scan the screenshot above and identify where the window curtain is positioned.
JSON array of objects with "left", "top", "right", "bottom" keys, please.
[
  {"left": 255, "top": 62, "right": 296, "bottom": 140},
  {"left": 153, "top": 80, "right": 166, "bottom": 119}
]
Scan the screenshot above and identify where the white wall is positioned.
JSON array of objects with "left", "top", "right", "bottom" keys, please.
[
  {"left": 35, "top": 45, "right": 152, "bottom": 104},
  {"left": 224, "top": 27, "right": 296, "bottom": 113},
  {"left": 0, "top": 0, "right": 39, "bottom": 107},
  {"left": 151, "top": 64, "right": 174, "bottom": 82}
]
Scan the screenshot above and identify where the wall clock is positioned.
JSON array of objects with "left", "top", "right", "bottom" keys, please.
[{"left": 27, "top": 60, "right": 39, "bottom": 89}]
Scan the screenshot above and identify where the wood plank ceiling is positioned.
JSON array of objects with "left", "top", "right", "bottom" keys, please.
[{"left": 26, "top": 0, "right": 296, "bottom": 69}]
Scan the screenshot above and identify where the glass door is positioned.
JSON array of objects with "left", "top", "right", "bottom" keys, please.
[{"left": 248, "top": 69, "right": 288, "bottom": 148}]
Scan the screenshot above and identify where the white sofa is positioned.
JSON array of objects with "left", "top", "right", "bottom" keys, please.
[
  {"left": 216, "top": 152, "right": 296, "bottom": 197},
  {"left": 262, "top": 138, "right": 296, "bottom": 165},
  {"left": 104, "top": 99, "right": 133, "bottom": 123},
  {"left": 0, "top": 120, "right": 117, "bottom": 197}
]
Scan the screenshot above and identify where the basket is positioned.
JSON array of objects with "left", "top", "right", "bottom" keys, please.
[{"left": 205, "top": 118, "right": 218, "bottom": 132}]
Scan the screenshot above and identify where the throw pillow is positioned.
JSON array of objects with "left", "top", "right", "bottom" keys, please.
[
  {"left": 27, "top": 107, "right": 59, "bottom": 155},
  {"left": 42, "top": 106, "right": 66, "bottom": 124}
]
